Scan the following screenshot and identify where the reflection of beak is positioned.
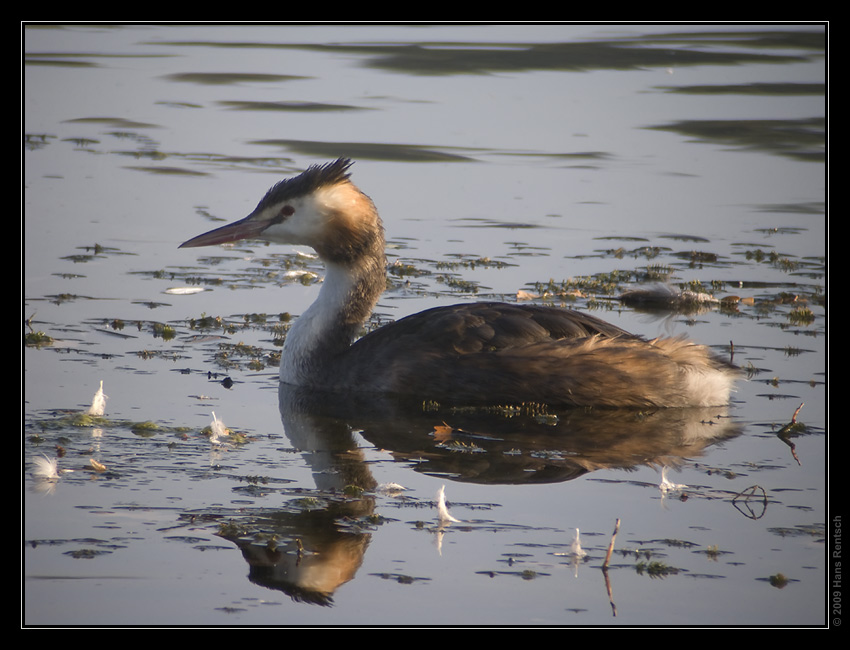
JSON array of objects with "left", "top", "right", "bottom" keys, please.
[{"left": 179, "top": 214, "right": 269, "bottom": 248}]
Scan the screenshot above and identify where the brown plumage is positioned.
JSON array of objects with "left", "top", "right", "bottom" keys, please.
[{"left": 181, "top": 158, "right": 738, "bottom": 408}]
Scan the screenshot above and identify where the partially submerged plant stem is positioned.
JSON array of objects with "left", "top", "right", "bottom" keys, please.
[{"left": 602, "top": 518, "right": 620, "bottom": 570}]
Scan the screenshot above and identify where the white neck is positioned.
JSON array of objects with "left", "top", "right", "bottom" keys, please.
[{"left": 279, "top": 255, "right": 385, "bottom": 387}]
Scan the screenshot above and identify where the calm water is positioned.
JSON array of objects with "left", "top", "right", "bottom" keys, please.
[{"left": 23, "top": 24, "right": 827, "bottom": 627}]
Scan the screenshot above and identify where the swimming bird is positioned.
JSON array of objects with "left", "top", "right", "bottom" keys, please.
[{"left": 180, "top": 158, "right": 737, "bottom": 408}]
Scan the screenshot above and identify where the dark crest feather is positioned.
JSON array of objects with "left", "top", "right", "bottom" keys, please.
[{"left": 256, "top": 158, "right": 354, "bottom": 211}]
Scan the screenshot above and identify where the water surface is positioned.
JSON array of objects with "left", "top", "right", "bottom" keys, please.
[{"left": 24, "top": 23, "right": 827, "bottom": 627}]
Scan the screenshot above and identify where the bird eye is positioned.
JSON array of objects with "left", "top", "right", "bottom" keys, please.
[{"left": 280, "top": 205, "right": 295, "bottom": 217}]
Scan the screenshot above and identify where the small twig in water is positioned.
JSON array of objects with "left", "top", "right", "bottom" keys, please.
[
  {"left": 602, "top": 518, "right": 620, "bottom": 570},
  {"left": 777, "top": 402, "right": 805, "bottom": 465},
  {"left": 732, "top": 485, "right": 768, "bottom": 520}
]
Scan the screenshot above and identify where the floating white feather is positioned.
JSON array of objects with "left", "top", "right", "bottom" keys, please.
[
  {"left": 436, "top": 485, "right": 460, "bottom": 524},
  {"left": 659, "top": 466, "right": 687, "bottom": 493},
  {"left": 164, "top": 286, "right": 205, "bottom": 295},
  {"left": 568, "top": 528, "right": 588, "bottom": 558},
  {"left": 32, "top": 455, "right": 60, "bottom": 480},
  {"left": 209, "top": 411, "right": 228, "bottom": 444},
  {"left": 87, "top": 380, "right": 108, "bottom": 416}
]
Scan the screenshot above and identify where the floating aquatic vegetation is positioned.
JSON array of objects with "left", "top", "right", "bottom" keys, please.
[
  {"left": 768, "top": 573, "right": 789, "bottom": 588},
  {"left": 370, "top": 572, "right": 432, "bottom": 585},
  {"left": 213, "top": 340, "right": 277, "bottom": 371},
  {"left": 699, "top": 545, "right": 730, "bottom": 561},
  {"left": 130, "top": 421, "right": 160, "bottom": 437},
  {"left": 788, "top": 306, "right": 815, "bottom": 325},
  {"left": 151, "top": 322, "right": 177, "bottom": 340},
  {"left": 636, "top": 560, "right": 680, "bottom": 578},
  {"left": 24, "top": 330, "right": 54, "bottom": 347},
  {"left": 64, "top": 548, "right": 112, "bottom": 559}
]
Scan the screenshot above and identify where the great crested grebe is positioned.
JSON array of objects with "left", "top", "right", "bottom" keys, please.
[{"left": 180, "top": 158, "right": 738, "bottom": 408}]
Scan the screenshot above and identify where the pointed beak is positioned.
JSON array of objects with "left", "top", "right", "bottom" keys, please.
[{"left": 179, "top": 215, "right": 271, "bottom": 248}]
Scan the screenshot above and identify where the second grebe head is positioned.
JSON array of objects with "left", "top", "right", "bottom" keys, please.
[{"left": 179, "top": 158, "right": 382, "bottom": 263}]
